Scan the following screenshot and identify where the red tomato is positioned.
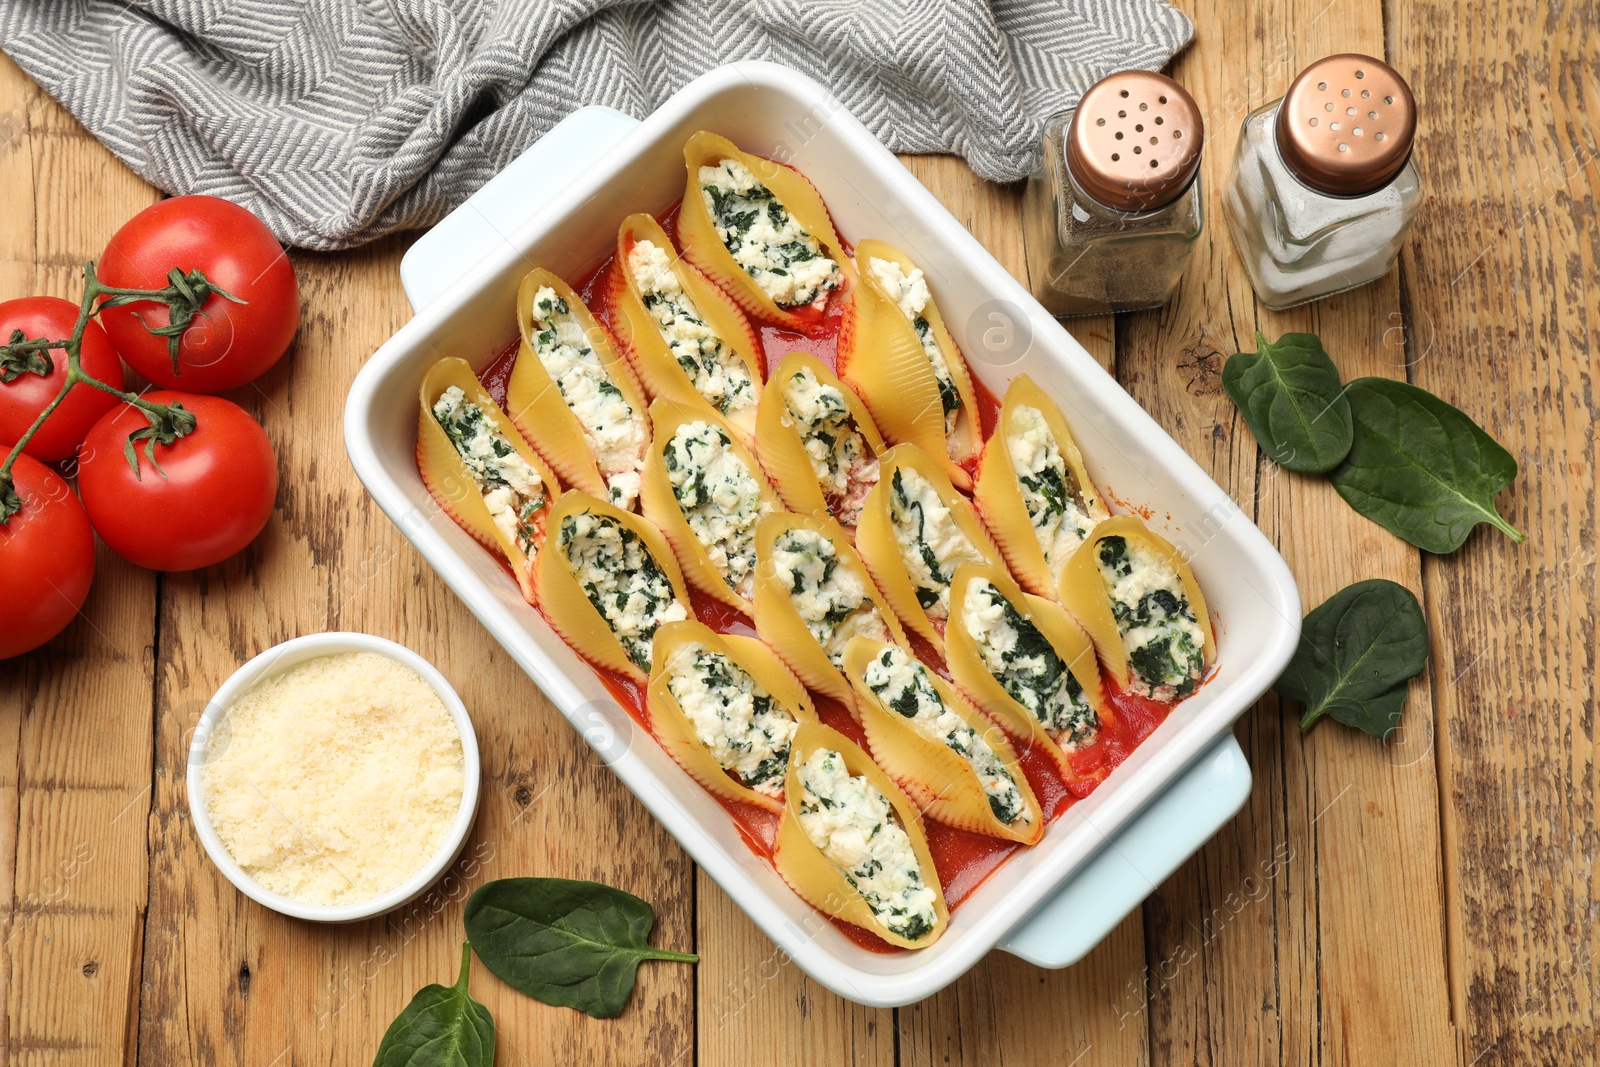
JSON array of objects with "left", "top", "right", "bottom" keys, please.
[
  {"left": 97, "top": 196, "right": 299, "bottom": 393},
  {"left": 0, "top": 448, "right": 96, "bottom": 658},
  {"left": 77, "top": 391, "right": 277, "bottom": 571},
  {"left": 0, "top": 296, "right": 125, "bottom": 462}
]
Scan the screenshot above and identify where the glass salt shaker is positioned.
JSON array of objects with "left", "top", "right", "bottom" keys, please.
[
  {"left": 1222, "top": 54, "right": 1422, "bottom": 310},
  {"left": 1023, "top": 71, "right": 1205, "bottom": 317}
]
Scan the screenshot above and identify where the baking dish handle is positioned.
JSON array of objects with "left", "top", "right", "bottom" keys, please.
[
  {"left": 400, "top": 106, "right": 643, "bottom": 312},
  {"left": 997, "top": 732, "right": 1253, "bottom": 968}
]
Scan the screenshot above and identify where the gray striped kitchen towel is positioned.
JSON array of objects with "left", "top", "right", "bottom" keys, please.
[{"left": 0, "top": 1, "right": 1192, "bottom": 251}]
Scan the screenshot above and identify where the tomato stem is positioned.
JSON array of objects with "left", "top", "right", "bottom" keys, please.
[{"left": 0, "top": 261, "right": 241, "bottom": 523}]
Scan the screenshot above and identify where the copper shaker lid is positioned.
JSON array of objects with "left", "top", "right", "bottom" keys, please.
[
  {"left": 1064, "top": 71, "right": 1203, "bottom": 212},
  {"left": 1276, "top": 53, "right": 1416, "bottom": 195}
]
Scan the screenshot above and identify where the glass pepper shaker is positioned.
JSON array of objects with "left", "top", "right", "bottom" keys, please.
[
  {"left": 1222, "top": 54, "right": 1422, "bottom": 310},
  {"left": 1023, "top": 70, "right": 1205, "bottom": 317}
]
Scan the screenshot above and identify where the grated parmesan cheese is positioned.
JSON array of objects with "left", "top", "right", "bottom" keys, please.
[{"left": 200, "top": 651, "right": 466, "bottom": 907}]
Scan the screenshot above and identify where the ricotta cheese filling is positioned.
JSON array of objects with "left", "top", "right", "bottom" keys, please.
[
  {"left": 866, "top": 256, "right": 960, "bottom": 431},
  {"left": 627, "top": 240, "right": 755, "bottom": 418},
  {"left": 432, "top": 385, "right": 547, "bottom": 559},
  {"left": 781, "top": 367, "right": 880, "bottom": 526},
  {"left": 862, "top": 645, "right": 1030, "bottom": 827},
  {"left": 888, "top": 467, "right": 987, "bottom": 624},
  {"left": 768, "top": 528, "right": 893, "bottom": 666},
  {"left": 1007, "top": 404, "right": 1098, "bottom": 571},
  {"left": 663, "top": 421, "right": 772, "bottom": 599},
  {"left": 1095, "top": 535, "right": 1206, "bottom": 700},
  {"left": 664, "top": 642, "right": 797, "bottom": 797},
  {"left": 796, "top": 746, "right": 937, "bottom": 941},
  {"left": 528, "top": 286, "right": 647, "bottom": 510},
  {"left": 699, "top": 158, "right": 842, "bottom": 308},
  {"left": 961, "top": 579, "right": 1098, "bottom": 748},
  {"left": 558, "top": 511, "right": 688, "bottom": 671}
]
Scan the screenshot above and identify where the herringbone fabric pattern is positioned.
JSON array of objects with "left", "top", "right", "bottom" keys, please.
[{"left": 0, "top": 0, "right": 1192, "bottom": 250}]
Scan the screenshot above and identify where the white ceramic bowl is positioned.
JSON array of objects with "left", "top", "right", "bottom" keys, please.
[{"left": 185, "top": 632, "right": 482, "bottom": 923}]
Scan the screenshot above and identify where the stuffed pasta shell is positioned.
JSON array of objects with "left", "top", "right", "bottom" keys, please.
[
  {"left": 678, "top": 131, "right": 852, "bottom": 332},
  {"left": 608, "top": 213, "right": 765, "bottom": 443},
  {"left": 535, "top": 492, "right": 691, "bottom": 682},
  {"left": 856, "top": 444, "right": 1005, "bottom": 653},
  {"left": 1058, "top": 516, "right": 1215, "bottom": 701},
  {"left": 843, "top": 638, "right": 1042, "bottom": 844},
  {"left": 641, "top": 398, "right": 780, "bottom": 614},
  {"left": 973, "top": 374, "right": 1108, "bottom": 596},
  {"left": 752, "top": 511, "right": 908, "bottom": 709},
  {"left": 944, "top": 563, "right": 1111, "bottom": 783},
  {"left": 418, "top": 358, "right": 560, "bottom": 606},
  {"left": 507, "top": 269, "right": 650, "bottom": 510},
  {"left": 840, "top": 239, "right": 981, "bottom": 489},
  {"left": 774, "top": 724, "right": 948, "bottom": 948},
  {"left": 756, "top": 353, "right": 886, "bottom": 529},
  {"left": 647, "top": 622, "right": 817, "bottom": 813}
]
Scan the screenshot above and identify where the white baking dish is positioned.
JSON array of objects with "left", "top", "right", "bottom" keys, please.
[{"left": 345, "top": 62, "right": 1300, "bottom": 1006}]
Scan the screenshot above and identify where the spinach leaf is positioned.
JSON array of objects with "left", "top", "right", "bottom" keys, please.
[
  {"left": 1331, "top": 377, "right": 1524, "bottom": 553},
  {"left": 464, "top": 877, "right": 697, "bottom": 1019},
  {"left": 371, "top": 942, "right": 493, "bottom": 1067},
  {"left": 1222, "top": 332, "right": 1353, "bottom": 473},
  {"left": 1274, "top": 579, "right": 1429, "bottom": 738}
]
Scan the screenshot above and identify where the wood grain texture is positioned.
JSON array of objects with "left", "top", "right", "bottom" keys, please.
[{"left": 1, "top": 0, "right": 1595, "bottom": 1059}]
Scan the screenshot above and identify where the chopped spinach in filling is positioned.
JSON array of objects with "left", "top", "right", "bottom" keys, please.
[
  {"left": 768, "top": 527, "right": 892, "bottom": 665},
  {"left": 700, "top": 158, "right": 842, "bottom": 308},
  {"left": 867, "top": 256, "right": 960, "bottom": 429},
  {"left": 664, "top": 643, "right": 797, "bottom": 796},
  {"left": 781, "top": 367, "right": 879, "bottom": 526},
  {"left": 862, "top": 645, "right": 1030, "bottom": 826},
  {"left": 662, "top": 421, "right": 771, "bottom": 599},
  {"left": 1007, "top": 404, "right": 1097, "bottom": 572},
  {"left": 961, "top": 579, "right": 1098, "bottom": 747},
  {"left": 432, "top": 385, "right": 547, "bottom": 558},
  {"left": 1095, "top": 535, "right": 1206, "bottom": 700},
  {"left": 559, "top": 511, "right": 687, "bottom": 671},
  {"left": 889, "top": 467, "right": 987, "bottom": 622},
  {"left": 796, "top": 746, "right": 937, "bottom": 940},
  {"left": 627, "top": 239, "right": 755, "bottom": 417}
]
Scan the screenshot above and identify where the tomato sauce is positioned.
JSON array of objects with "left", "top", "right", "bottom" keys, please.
[{"left": 468, "top": 199, "right": 1185, "bottom": 955}]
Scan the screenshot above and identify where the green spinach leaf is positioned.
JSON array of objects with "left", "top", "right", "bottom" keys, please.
[
  {"left": 464, "top": 877, "right": 697, "bottom": 1019},
  {"left": 372, "top": 942, "right": 493, "bottom": 1067},
  {"left": 1275, "top": 579, "right": 1429, "bottom": 738},
  {"left": 1223, "top": 332, "right": 1353, "bottom": 473},
  {"left": 1331, "top": 377, "right": 1524, "bottom": 553}
]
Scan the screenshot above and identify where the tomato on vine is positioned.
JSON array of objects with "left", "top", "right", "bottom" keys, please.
[
  {"left": 98, "top": 196, "right": 299, "bottom": 393},
  {"left": 0, "top": 296, "right": 125, "bottom": 462},
  {"left": 77, "top": 391, "right": 277, "bottom": 572},
  {"left": 0, "top": 448, "right": 95, "bottom": 659}
]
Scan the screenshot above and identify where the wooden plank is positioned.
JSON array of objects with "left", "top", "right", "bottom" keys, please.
[
  {"left": 1386, "top": 0, "right": 1599, "bottom": 1061},
  {"left": 0, "top": 50, "right": 161, "bottom": 1067},
  {"left": 133, "top": 240, "right": 697, "bottom": 1064},
  {"left": 1127, "top": 1, "right": 1459, "bottom": 1063}
]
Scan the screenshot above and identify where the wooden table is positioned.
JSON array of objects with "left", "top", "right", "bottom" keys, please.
[{"left": 2, "top": 0, "right": 1593, "bottom": 1061}]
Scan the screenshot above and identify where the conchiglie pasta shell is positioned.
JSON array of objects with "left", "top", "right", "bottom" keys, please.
[
  {"left": 534, "top": 490, "right": 691, "bottom": 683},
  {"left": 640, "top": 397, "right": 781, "bottom": 615},
  {"left": 507, "top": 268, "right": 650, "bottom": 501},
  {"left": 943, "top": 562, "right": 1111, "bottom": 784},
  {"left": 755, "top": 352, "right": 887, "bottom": 525},
  {"left": 752, "top": 510, "right": 909, "bottom": 711},
  {"left": 608, "top": 212, "right": 764, "bottom": 445},
  {"left": 774, "top": 723, "right": 948, "bottom": 949},
  {"left": 842, "top": 637, "right": 1042, "bottom": 844},
  {"left": 417, "top": 358, "right": 560, "bottom": 606},
  {"left": 678, "top": 131, "right": 855, "bottom": 333},
  {"left": 972, "top": 374, "right": 1108, "bottom": 597},
  {"left": 1056, "top": 515, "right": 1216, "bottom": 693},
  {"left": 646, "top": 621, "right": 817, "bottom": 813},
  {"left": 854, "top": 444, "right": 1006, "bottom": 655},
  {"left": 840, "top": 239, "right": 981, "bottom": 489}
]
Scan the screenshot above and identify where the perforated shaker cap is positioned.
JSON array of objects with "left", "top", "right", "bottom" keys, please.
[
  {"left": 1276, "top": 54, "right": 1417, "bottom": 195},
  {"left": 1064, "top": 71, "right": 1204, "bottom": 213}
]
